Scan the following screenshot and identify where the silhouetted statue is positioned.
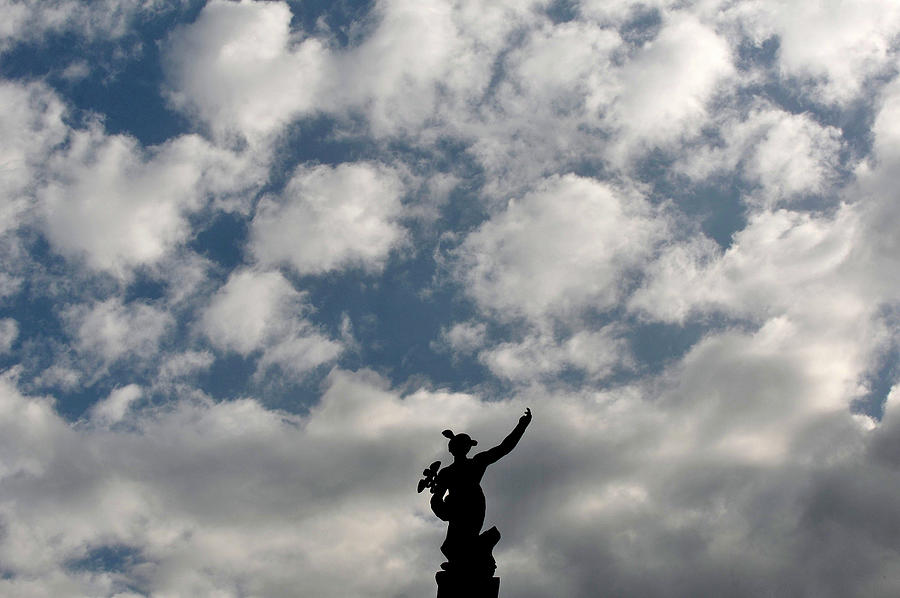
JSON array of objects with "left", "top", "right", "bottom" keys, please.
[{"left": 419, "top": 408, "right": 532, "bottom": 598}]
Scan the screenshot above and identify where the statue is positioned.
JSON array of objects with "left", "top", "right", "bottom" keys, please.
[{"left": 419, "top": 408, "right": 532, "bottom": 598}]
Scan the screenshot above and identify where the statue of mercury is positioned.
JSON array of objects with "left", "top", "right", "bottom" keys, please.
[{"left": 419, "top": 408, "right": 532, "bottom": 598}]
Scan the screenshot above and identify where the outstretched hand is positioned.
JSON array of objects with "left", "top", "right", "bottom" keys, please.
[{"left": 520, "top": 407, "right": 532, "bottom": 426}]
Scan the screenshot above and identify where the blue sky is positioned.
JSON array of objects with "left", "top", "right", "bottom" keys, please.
[{"left": 2, "top": 1, "right": 900, "bottom": 596}]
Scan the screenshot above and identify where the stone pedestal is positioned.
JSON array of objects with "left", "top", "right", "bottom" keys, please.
[{"left": 435, "top": 570, "right": 500, "bottom": 598}]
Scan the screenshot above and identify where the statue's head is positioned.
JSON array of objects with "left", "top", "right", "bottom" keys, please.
[{"left": 442, "top": 429, "right": 477, "bottom": 457}]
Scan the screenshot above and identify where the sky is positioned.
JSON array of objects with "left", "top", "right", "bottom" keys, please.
[{"left": 1, "top": 0, "right": 900, "bottom": 596}]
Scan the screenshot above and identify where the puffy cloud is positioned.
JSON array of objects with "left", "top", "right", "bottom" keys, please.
[
  {"left": 479, "top": 326, "right": 629, "bottom": 384},
  {"left": 2, "top": 357, "right": 900, "bottom": 597},
  {"left": 65, "top": 298, "right": 173, "bottom": 366},
  {"left": 454, "top": 174, "right": 666, "bottom": 320},
  {"left": 332, "top": 0, "right": 529, "bottom": 137},
  {"left": 631, "top": 79, "right": 900, "bottom": 336},
  {"left": 0, "top": 271, "right": 21, "bottom": 299},
  {"left": 40, "top": 132, "right": 202, "bottom": 274},
  {"left": 0, "top": 0, "right": 182, "bottom": 51},
  {"left": 724, "top": 0, "right": 900, "bottom": 103},
  {"left": 201, "top": 268, "right": 341, "bottom": 378},
  {"left": 163, "top": 0, "right": 329, "bottom": 142},
  {"left": 201, "top": 269, "right": 296, "bottom": 355},
  {"left": 160, "top": 0, "right": 549, "bottom": 144},
  {"left": 39, "top": 129, "right": 260, "bottom": 277},
  {"left": 0, "top": 318, "right": 17, "bottom": 353},
  {"left": 0, "top": 369, "right": 499, "bottom": 597},
  {"left": 662, "top": 317, "right": 867, "bottom": 460},
  {"left": 608, "top": 14, "right": 734, "bottom": 160},
  {"left": 500, "top": 20, "right": 620, "bottom": 116},
  {"left": 158, "top": 1, "right": 732, "bottom": 184},
  {"left": 868, "top": 79, "right": 900, "bottom": 164},
  {"left": 460, "top": 19, "right": 619, "bottom": 195},
  {"left": 746, "top": 112, "right": 842, "bottom": 202},
  {"left": 31, "top": 364, "right": 82, "bottom": 392},
  {"left": 250, "top": 162, "right": 407, "bottom": 275},
  {"left": 439, "top": 321, "right": 487, "bottom": 354},
  {"left": 630, "top": 208, "right": 860, "bottom": 323},
  {"left": 676, "top": 106, "right": 844, "bottom": 206},
  {"left": 851, "top": 77, "right": 900, "bottom": 304},
  {"left": 89, "top": 384, "right": 142, "bottom": 425},
  {"left": 157, "top": 350, "right": 214, "bottom": 385},
  {"left": 0, "top": 80, "right": 261, "bottom": 281},
  {"left": 0, "top": 81, "right": 67, "bottom": 234},
  {"left": 5, "top": 1, "right": 900, "bottom": 597}
]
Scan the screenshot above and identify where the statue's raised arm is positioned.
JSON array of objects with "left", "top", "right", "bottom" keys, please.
[{"left": 473, "top": 408, "right": 532, "bottom": 466}]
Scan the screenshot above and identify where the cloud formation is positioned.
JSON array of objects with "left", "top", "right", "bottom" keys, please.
[
  {"left": 2, "top": 0, "right": 900, "bottom": 596},
  {"left": 250, "top": 162, "right": 407, "bottom": 275},
  {"left": 455, "top": 174, "right": 665, "bottom": 321},
  {"left": 163, "top": 0, "right": 329, "bottom": 142},
  {"left": 201, "top": 268, "right": 342, "bottom": 378}
]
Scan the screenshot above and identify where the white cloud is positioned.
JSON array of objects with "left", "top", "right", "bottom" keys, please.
[
  {"left": 0, "top": 79, "right": 262, "bottom": 281},
  {"left": 5, "top": 2, "right": 900, "bottom": 597},
  {"left": 630, "top": 207, "right": 860, "bottom": 323},
  {"left": 31, "top": 364, "right": 83, "bottom": 392},
  {"left": 869, "top": 78, "right": 900, "bottom": 164},
  {"left": 0, "top": 0, "right": 182, "bottom": 52},
  {"left": 90, "top": 384, "right": 142, "bottom": 425},
  {"left": 155, "top": 350, "right": 215, "bottom": 391},
  {"left": 479, "top": 326, "right": 628, "bottom": 383},
  {"left": 459, "top": 19, "right": 621, "bottom": 195},
  {"left": 0, "top": 0, "right": 28, "bottom": 52},
  {"left": 163, "top": 0, "right": 329, "bottom": 142},
  {"left": 723, "top": 0, "right": 900, "bottom": 103},
  {"left": 161, "top": 0, "right": 544, "bottom": 144},
  {"left": 851, "top": 76, "right": 900, "bottom": 305},
  {"left": 39, "top": 129, "right": 262, "bottom": 277},
  {"left": 439, "top": 321, "right": 487, "bottom": 354},
  {"left": 66, "top": 298, "right": 173, "bottom": 365},
  {"left": 250, "top": 162, "right": 406, "bottom": 275},
  {"left": 386, "top": 7, "right": 734, "bottom": 191},
  {"left": 201, "top": 269, "right": 302, "bottom": 355},
  {"left": 0, "top": 369, "right": 496, "bottom": 597},
  {"left": 2, "top": 357, "right": 900, "bottom": 597},
  {"left": 661, "top": 317, "right": 868, "bottom": 462},
  {"left": 614, "top": 15, "right": 732, "bottom": 144},
  {"left": 0, "top": 81, "right": 67, "bottom": 235},
  {"left": 747, "top": 112, "right": 842, "bottom": 202},
  {"left": 201, "top": 268, "right": 341, "bottom": 378},
  {"left": 0, "top": 272, "right": 21, "bottom": 298},
  {"left": 257, "top": 334, "right": 344, "bottom": 380},
  {"left": 675, "top": 105, "right": 844, "bottom": 206},
  {"left": 333, "top": 0, "right": 518, "bottom": 137},
  {"left": 158, "top": 1, "right": 733, "bottom": 186},
  {"left": 0, "top": 318, "right": 17, "bottom": 353},
  {"left": 41, "top": 131, "right": 200, "bottom": 274},
  {"left": 503, "top": 20, "right": 620, "bottom": 117},
  {"left": 455, "top": 174, "right": 666, "bottom": 320}
]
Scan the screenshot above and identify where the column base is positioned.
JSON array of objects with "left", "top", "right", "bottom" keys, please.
[{"left": 435, "top": 570, "right": 499, "bottom": 598}]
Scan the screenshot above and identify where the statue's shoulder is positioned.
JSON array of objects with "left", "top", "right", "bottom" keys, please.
[{"left": 437, "top": 461, "right": 461, "bottom": 480}]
